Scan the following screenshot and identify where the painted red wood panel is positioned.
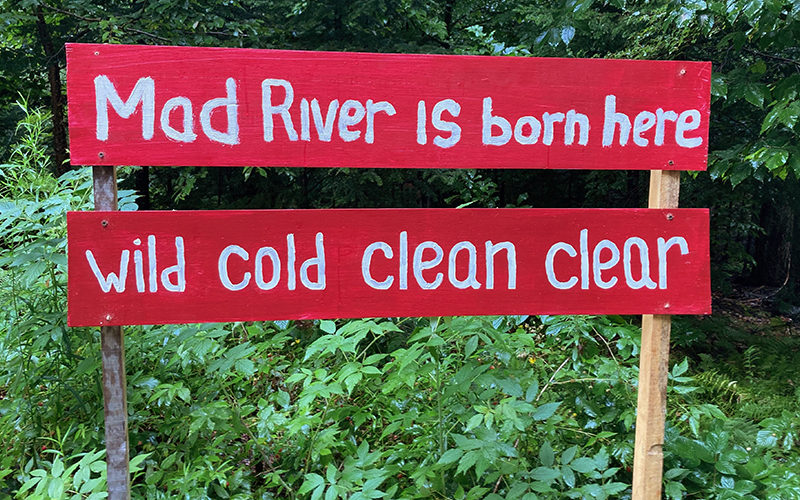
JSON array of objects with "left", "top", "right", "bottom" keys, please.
[
  {"left": 67, "top": 209, "right": 710, "bottom": 326},
  {"left": 66, "top": 43, "right": 710, "bottom": 170}
]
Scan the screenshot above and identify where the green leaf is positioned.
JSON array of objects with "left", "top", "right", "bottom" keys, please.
[
  {"left": 456, "top": 450, "right": 481, "bottom": 475},
  {"left": 744, "top": 83, "right": 769, "bottom": 108},
  {"left": 756, "top": 430, "right": 778, "bottom": 447},
  {"left": 711, "top": 74, "right": 728, "bottom": 98},
  {"left": 466, "top": 413, "right": 483, "bottom": 432},
  {"left": 528, "top": 467, "right": 561, "bottom": 482},
  {"left": 570, "top": 457, "right": 596, "bottom": 474},
  {"left": 561, "top": 445, "right": 578, "bottom": 465},
  {"left": 465, "top": 335, "right": 478, "bottom": 357},
  {"left": 533, "top": 402, "right": 561, "bottom": 420},
  {"left": 603, "top": 483, "right": 628, "bottom": 495},
  {"left": 48, "top": 476, "right": 65, "bottom": 499},
  {"left": 438, "top": 448, "right": 463, "bottom": 465},
  {"left": 526, "top": 379, "right": 539, "bottom": 403},
  {"left": 562, "top": 465, "right": 576, "bottom": 488},
  {"left": 51, "top": 458, "right": 64, "bottom": 477},
  {"left": 765, "top": 149, "right": 789, "bottom": 171},
  {"left": 743, "top": 0, "right": 764, "bottom": 19},
  {"left": 129, "top": 452, "right": 150, "bottom": 473},
  {"left": 539, "top": 440, "right": 554, "bottom": 467},
  {"left": 672, "top": 358, "right": 689, "bottom": 377},
  {"left": 326, "top": 463, "right": 337, "bottom": 484},
  {"left": 778, "top": 101, "right": 800, "bottom": 128},
  {"left": 298, "top": 473, "right": 325, "bottom": 494},
  {"left": 664, "top": 481, "right": 685, "bottom": 500},
  {"left": 320, "top": 320, "right": 336, "bottom": 334}
]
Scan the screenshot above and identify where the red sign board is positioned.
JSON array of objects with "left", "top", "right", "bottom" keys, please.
[
  {"left": 66, "top": 44, "right": 710, "bottom": 171},
  {"left": 67, "top": 209, "right": 710, "bottom": 326}
]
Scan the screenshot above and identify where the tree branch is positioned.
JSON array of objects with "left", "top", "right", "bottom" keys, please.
[
  {"left": 40, "top": 3, "right": 171, "bottom": 42},
  {"left": 743, "top": 47, "right": 800, "bottom": 68}
]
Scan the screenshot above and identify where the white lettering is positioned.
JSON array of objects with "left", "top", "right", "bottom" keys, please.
[
  {"left": 431, "top": 99, "right": 461, "bottom": 149},
  {"left": 545, "top": 243, "right": 578, "bottom": 289},
  {"left": 485, "top": 241, "right": 516, "bottom": 290},
  {"left": 602, "top": 94, "right": 630, "bottom": 147},
  {"left": 413, "top": 241, "right": 443, "bottom": 289},
  {"left": 200, "top": 78, "right": 239, "bottom": 145},
  {"left": 482, "top": 97, "right": 512, "bottom": 146},
  {"left": 299, "top": 233, "right": 326, "bottom": 290},
  {"left": 262, "top": 79, "right": 298, "bottom": 142},
  {"left": 160, "top": 96, "right": 196, "bottom": 143},
  {"left": 311, "top": 99, "right": 339, "bottom": 142},
  {"left": 255, "top": 246, "right": 281, "bottom": 290},
  {"left": 362, "top": 242, "right": 394, "bottom": 290},
  {"left": 338, "top": 100, "right": 366, "bottom": 142},
  {"left": 565, "top": 110, "right": 590, "bottom": 146},
  {"left": 593, "top": 240, "right": 620, "bottom": 289},
  {"left": 658, "top": 236, "right": 689, "bottom": 289},
  {"left": 365, "top": 100, "right": 396, "bottom": 144},
  {"left": 448, "top": 242, "right": 480, "bottom": 289},
  {"left": 623, "top": 237, "right": 657, "bottom": 289},
  {"left": 94, "top": 75, "right": 155, "bottom": 141},
  {"left": 85, "top": 249, "right": 130, "bottom": 293},
  {"left": 514, "top": 116, "right": 541, "bottom": 145},
  {"left": 675, "top": 109, "right": 702, "bottom": 148}
]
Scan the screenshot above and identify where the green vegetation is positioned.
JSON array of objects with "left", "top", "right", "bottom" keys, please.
[
  {"left": 3, "top": 0, "right": 800, "bottom": 498},
  {"left": 1, "top": 103, "right": 800, "bottom": 499}
]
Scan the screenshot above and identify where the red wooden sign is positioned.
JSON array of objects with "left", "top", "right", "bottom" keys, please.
[
  {"left": 66, "top": 43, "right": 710, "bottom": 171},
  {"left": 67, "top": 209, "right": 710, "bottom": 326}
]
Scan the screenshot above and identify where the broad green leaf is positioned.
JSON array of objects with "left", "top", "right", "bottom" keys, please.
[
  {"left": 528, "top": 466, "right": 560, "bottom": 482},
  {"left": 466, "top": 413, "right": 483, "bottom": 432},
  {"left": 562, "top": 465, "right": 576, "bottom": 488},
  {"left": 539, "top": 440, "right": 554, "bottom": 467},
  {"left": 465, "top": 335, "right": 478, "bottom": 357},
  {"left": 533, "top": 402, "right": 561, "bottom": 420},
  {"left": 298, "top": 473, "right": 325, "bottom": 495},
  {"left": 570, "top": 457, "right": 596, "bottom": 474},
  {"left": 756, "top": 430, "right": 778, "bottom": 447},
  {"left": 48, "top": 476, "right": 65, "bottom": 499},
  {"left": 561, "top": 445, "right": 578, "bottom": 465},
  {"left": 672, "top": 358, "right": 689, "bottom": 377},
  {"left": 765, "top": 150, "right": 789, "bottom": 171},
  {"left": 438, "top": 448, "right": 463, "bottom": 465},
  {"left": 711, "top": 73, "right": 728, "bottom": 98},
  {"left": 320, "top": 320, "right": 336, "bottom": 334}
]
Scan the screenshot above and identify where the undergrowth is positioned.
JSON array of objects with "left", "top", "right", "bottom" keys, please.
[{"left": 2, "top": 104, "right": 800, "bottom": 499}]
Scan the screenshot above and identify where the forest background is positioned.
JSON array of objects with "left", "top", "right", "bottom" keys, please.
[{"left": 2, "top": 0, "right": 800, "bottom": 499}]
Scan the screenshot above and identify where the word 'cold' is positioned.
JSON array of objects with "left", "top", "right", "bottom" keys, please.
[{"left": 218, "top": 233, "right": 326, "bottom": 291}]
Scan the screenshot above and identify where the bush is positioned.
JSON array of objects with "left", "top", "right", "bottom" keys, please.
[{"left": 3, "top": 104, "right": 800, "bottom": 500}]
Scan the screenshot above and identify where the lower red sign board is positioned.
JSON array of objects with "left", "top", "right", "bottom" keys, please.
[{"left": 67, "top": 209, "right": 710, "bottom": 326}]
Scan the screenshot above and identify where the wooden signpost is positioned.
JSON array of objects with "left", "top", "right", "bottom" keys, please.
[{"left": 65, "top": 43, "right": 711, "bottom": 500}]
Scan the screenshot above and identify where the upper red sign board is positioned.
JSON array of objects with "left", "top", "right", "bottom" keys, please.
[
  {"left": 66, "top": 44, "right": 711, "bottom": 171},
  {"left": 67, "top": 209, "right": 710, "bottom": 326}
]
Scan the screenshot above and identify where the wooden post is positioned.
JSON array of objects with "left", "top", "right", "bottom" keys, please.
[
  {"left": 93, "top": 166, "right": 131, "bottom": 500},
  {"left": 632, "top": 170, "right": 680, "bottom": 500}
]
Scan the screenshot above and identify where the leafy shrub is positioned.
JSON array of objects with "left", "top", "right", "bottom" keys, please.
[{"left": 3, "top": 104, "right": 800, "bottom": 500}]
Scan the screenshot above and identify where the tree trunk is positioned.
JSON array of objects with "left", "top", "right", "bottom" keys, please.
[
  {"left": 750, "top": 196, "right": 793, "bottom": 287},
  {"left": 136, "top": 166, "right": 151, "bottom": 210},
  {"left": 35, "top": 7, "right": 69, "bottom": 177}
]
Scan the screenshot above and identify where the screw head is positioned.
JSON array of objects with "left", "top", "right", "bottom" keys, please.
[
  {"left": 98, "top": 152, "right": 105, "bottom": 159},
  {"left": 101, "top": 220, "right": 108, "bottom": 227},
  {"left": 666, "top": 213, "right": 674, "bottom": 220}
]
